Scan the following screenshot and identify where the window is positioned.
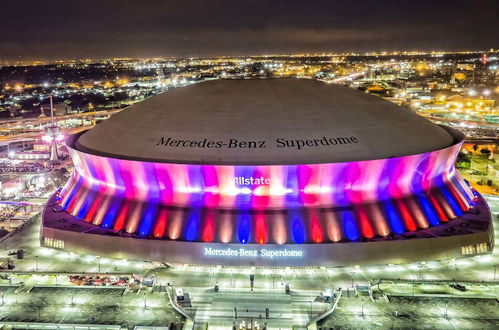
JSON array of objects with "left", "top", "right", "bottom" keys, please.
[
  {"left": 43, "top": 236, "right": 65, "bottom": 249},
  {"left": 461, "top": 243, "right": 489, "bottom": 255}
]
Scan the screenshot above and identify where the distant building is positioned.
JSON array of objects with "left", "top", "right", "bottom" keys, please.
[{"left": 40, "top": 103, "right": 72, "bottom": 116}]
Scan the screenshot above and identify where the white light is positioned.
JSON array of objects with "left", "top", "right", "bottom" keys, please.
[
  {"left": 240, "top": 187, "right": 252, "bottom": 195},
  {"left": 8, "top": 151, "right": 15, "bottom": 158},
  {"left": 467, "top": 89, "right": 477, "bottom": 96},
  {"left": 483, "top": 89, "right": 491, "bottom": 96}
]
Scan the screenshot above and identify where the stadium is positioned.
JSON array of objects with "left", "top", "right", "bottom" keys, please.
[{"left": 41, "top": 79, "right": 494, "bottom": 267}]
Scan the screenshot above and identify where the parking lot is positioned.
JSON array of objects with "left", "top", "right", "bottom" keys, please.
[
  {"left": 320, "top": 296, "right": 499, "bottom": 329},
  {"left": 0, "top": 285, "right": 183, "bottom": 327}
]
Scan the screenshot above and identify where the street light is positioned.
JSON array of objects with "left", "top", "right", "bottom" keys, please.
[
  {"left": 97, "top": 256, "right": 101, "bottom": 272},
  {"left": 350, "top": 271, "right": 356, "bottom": 288}
]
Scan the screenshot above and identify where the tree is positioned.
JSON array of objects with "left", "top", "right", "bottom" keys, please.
[{"left": 480, "top": 148, "right": 491, "bottom": 157}]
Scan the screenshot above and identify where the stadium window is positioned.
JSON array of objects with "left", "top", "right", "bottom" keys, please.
[{"left": 461, "top": 244, "right": 477, "bottom": 255}]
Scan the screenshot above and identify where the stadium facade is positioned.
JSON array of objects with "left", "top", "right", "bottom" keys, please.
[{"left": 41, "top": 79, "right": 494, "bottom": 267}]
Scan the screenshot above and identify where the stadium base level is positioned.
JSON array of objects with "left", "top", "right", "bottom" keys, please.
[{"left": 40, "top": 192, "right": 494, "bottom": 268}]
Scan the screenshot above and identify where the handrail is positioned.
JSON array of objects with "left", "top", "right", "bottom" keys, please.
[{"left": 306, "top": 288, "right": 342, "bottom": 328}]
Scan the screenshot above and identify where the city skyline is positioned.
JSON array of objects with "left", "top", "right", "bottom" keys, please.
[{"left": 0, "top": 0, "right": 498, "bottom": 61}]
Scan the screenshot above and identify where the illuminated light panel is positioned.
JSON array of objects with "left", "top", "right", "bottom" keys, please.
[
  {"left": 354, "top": 205, "right": 375, "bottom": 239},
  {"left": 255, "top": 213, "right": 268, "bottom": 244},
  {"left": 417, "top": 195, "right": 440, "bottom": 226},
  {"left": 167, "top": 209, "right": 183, "bottom": 240},
  {"left": 185, "top": 209, "right": 201, "bottom": 241},
  {"left": 113, "top": 200, "right": 130, "bottom": 231},
  {"left": 202, "top": 211, "right": 215, "bottom": 242},
  {"left": 270, "top": 213, "right": 287, "bottom": 244},
  {"left": 340, "top": 210, "right": 359, "bottom": 241},
  {"left": 324, "top": 210, "right": 342, "bottom": 242},
  {"left": 290, "top": 210, "right": 306, "bottom": 244},
  {"left": 366, "top": 203, "right": 391, "bottom": 237},
  {"left": 238, "top": 213, "right": 251, "bottom": 244},
  {"left": 308, "top": 209, "right": 324, "bottom": 243},
  {"left": 384, "top": 201, "right": 405, "bottom": 234},
  {"left": 406, "top": 197, "right": 429, "bottom": 229},
  {"left": 139, "top": 204, "right": 158, "bottom": 236},
  {"left": 396, "top": 199, "right": 417, "bottom": 232},
  {"left": 153, "top": 208, "right": 168, "bottom": 238}
]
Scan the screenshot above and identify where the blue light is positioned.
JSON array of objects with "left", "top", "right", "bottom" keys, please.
[
  {"left": 238, "top": 213, "right": 251, "bottom": 244},
  {"left": 76, "top": 189, "right": 96, "bottom": 219},
  {"left": 185, "top": 209, "right": 201, "bottom": 241},
  {"left": 440, "top": 186, "right": 462, "bottom": 217},
  {"left": 384, "top": 201, "right": 404, "bottom": 234},
  {"left": 61, "top": 177, "right": 83, "bottom": 210},
  {"left": 417, "top": 195, "right": 439, "bottom": 226},
  {"left": 101, "top": 198, "right": 122, "bottom": 229},
  {"left": 452, "top": 178, "right": 473, "bottom": 204},
  {"left": 138, "top": 204, "right": 158, "bottom": 236},
  {"left": 290, "top": 211, "right": 306, "bottom": 244},
  {"left": 341, "top": 210, "right": 359, "bottom": 241}
]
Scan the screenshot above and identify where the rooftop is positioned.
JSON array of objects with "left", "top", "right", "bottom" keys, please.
[{"left": 75, "top": 79, "right": 458, "bottom": 165}]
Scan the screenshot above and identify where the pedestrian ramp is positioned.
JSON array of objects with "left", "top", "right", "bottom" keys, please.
[{"left": 194, "top": 289, "right": 295, "bottom": 328}]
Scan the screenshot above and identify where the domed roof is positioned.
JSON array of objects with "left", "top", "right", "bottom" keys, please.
[{"left": 75, "top": 79, "right": 458, "bottom": 165}]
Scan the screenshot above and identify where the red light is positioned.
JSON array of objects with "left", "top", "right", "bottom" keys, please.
[
  {"left": 113, "top": 202, "right": 129, "bottom": 231},
  {"left": 255, "top": 214, "right": 267, "bottom": 244},
  {"left": 355, "top": 206, "right": 375, "bottom": 238},
  {"left": 153, "top": 209, "right": 168, "bottom": 238}
]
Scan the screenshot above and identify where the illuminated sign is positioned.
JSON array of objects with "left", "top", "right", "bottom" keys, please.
[
  {"left": 234, "top": 176, "right": 271, "bottom": 186},
  {"left": 156, "top": 136, "right": 359, "bottom": 150},
  {"left": 204, "top": 247, "right": 304, "bottom": 258}
]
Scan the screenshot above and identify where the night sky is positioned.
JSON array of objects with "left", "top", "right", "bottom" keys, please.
[{"left": 0, "top": 0, "right": 497, "bottom": 61}]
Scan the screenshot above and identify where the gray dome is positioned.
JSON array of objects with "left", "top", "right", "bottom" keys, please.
[{"left": 75, "top": 79, "right": 457, "bottom": 165}]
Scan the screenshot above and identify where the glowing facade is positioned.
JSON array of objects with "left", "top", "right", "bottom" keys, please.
[{"left": 58, "top": 136, "right": 473, "bottom": 245}]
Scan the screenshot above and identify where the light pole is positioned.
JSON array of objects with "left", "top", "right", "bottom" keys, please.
[
  {"left": 418, "top": 264, "right": 423, "bottom": 280},
  {"left": 98, "top": 256, "right": 101, "bottom": 272},
  {"left": 35, "top": 256, "right": 38, "bottom": 271},
  {"left": 272, "top": 274, "right": 275, "bottom": 287},
  {"left": 361, "top": 298, "right": 365, "bottom": 317},
  {"left": 144, "top": 293, "right": 148, "bottom": 310},
  {"left": 444, "top": 300, "right": 448, "bottom": 319},
  {"left": 350, "top": 271, "right": 355, "bottom": 288}
]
